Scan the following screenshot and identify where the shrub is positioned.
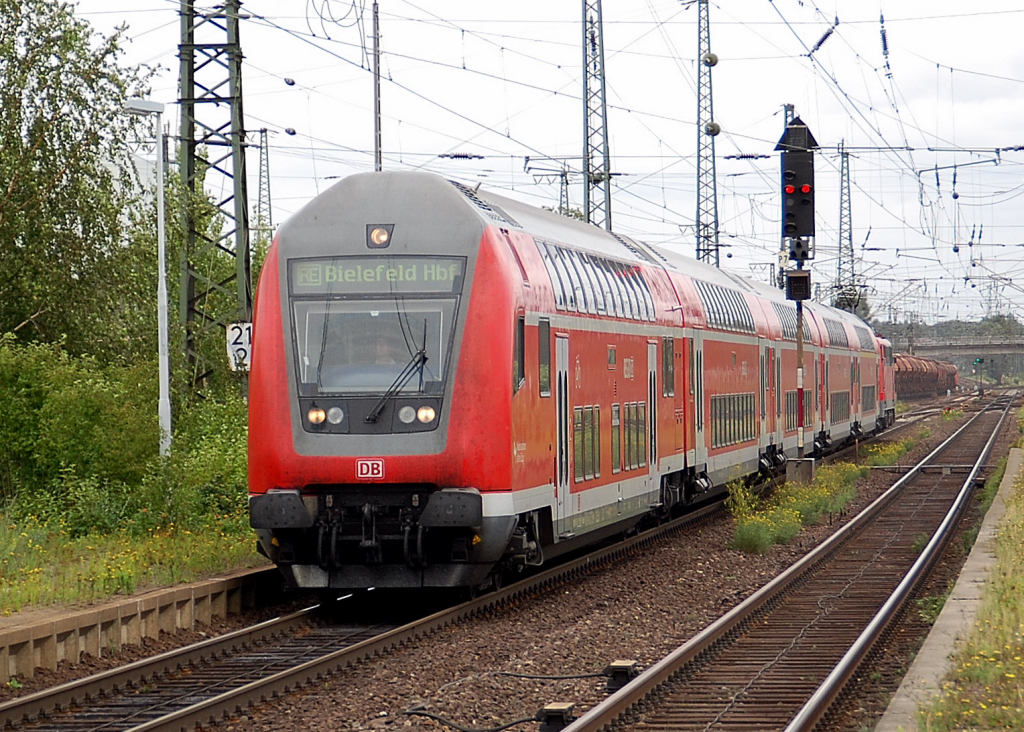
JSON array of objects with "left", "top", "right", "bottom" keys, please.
[
  {"left": 732, "top": 514, "right": 774, "bottom": 553},
  {"left": 863, "top": 436, "right": 917, "bottom": 467},
  {"left": 727, "top": 462, "right": 864, "bottom": 553},
  {"left": 0, "top": 336, "right": 159, "bottom": 505},
  {"left": 725, "top": 480, "right": 758, "bottom": 519}
]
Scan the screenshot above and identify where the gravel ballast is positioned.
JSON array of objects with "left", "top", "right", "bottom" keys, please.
[{"left": 3, "top": 408, "right": 1011, "bottom": 732}]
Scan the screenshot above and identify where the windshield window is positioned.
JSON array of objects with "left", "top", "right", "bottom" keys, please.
[{"left": 292, "top": 298, "right": 457, "bottom": 395}]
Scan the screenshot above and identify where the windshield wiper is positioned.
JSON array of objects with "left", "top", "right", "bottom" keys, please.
[{"left": 364, "top": 349, "right": 428, "bottom": 423}]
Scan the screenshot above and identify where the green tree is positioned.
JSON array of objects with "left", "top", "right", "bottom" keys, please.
[{"left": 0, "top": 1, "right": 153, "bottom": 359}]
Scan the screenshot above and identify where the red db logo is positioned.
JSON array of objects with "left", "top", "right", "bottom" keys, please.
[{"left": 356, "top": 459, "right": 385, "bottom": 480}]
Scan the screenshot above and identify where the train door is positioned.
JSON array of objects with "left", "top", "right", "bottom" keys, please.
[
  {"left": 693, "top": 330, "right": 707, "bottom": 472},
  {"left": 759, "top": 339, "right": 769, "bottom": 452},
  {"left": 648, "top": 341, "right": 658, "bottom": 476},
  {"left": 824, "top": 356, "right": 830, "bottom": 430},
  {"left": 852, "top": 359, "right": 860, "bottom": 428},
  {"left": 775, "top": 348, "right": 783, "bottom": 447},
  {"left": 555, "top": 335, "right": 570, "bottom": 530}
]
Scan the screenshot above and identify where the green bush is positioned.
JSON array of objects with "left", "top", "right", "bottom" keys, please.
[
  {"left": 0, "top": 336, "right": 249, "bottom": 538},
  {"left": 0, "top": 336, "right": 158, "bottom": 506},
  {"left": 727, "top": 462, "right": 865, "bottom": 554}
]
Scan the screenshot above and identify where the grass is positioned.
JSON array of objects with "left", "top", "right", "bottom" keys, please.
[
  {"left": 916, "top": 584, "right": 953, "bottom": 625},
  {"left": 0, "top": 509, "right": 264, "bottom": 614},
  {"left": 862, "top": 431, "right": 925, "bottom": 467},
  {"left": 727, "top": 427, "right": 931, "bottom": 554},
  {"left": 917, "top": 409, "right": 1024, "bottom": 729},
  {"left": 728, "top": 462, "right": 866, "bottom": 553}
]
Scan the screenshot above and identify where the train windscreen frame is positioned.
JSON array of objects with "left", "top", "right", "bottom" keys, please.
[{"left": 288, "top": 256, "right": 466, "bottom": 396}]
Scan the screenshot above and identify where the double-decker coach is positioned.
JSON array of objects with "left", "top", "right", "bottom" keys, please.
[{"left": 248, "top": 171, "right": 893, "bottom": 591}]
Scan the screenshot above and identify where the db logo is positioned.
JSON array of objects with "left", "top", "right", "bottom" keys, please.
[{"left": 356, "top": 458, "right": 385, "bottom": 480}]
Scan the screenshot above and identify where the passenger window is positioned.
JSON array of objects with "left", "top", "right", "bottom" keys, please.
[
  {"left": 513, "top": 316, "right": 525, "bottom": 394},
  {"left": 582, "top": 255, "right": 606, "bottom": 313},
  {"left": 583, "top": 407, "right": 595, "bottom": 480},
  {"left": 540, "top": 243, "right": 567, "bottom": 309},
  {"left": 565, "top": 251, "right": 592, "bottom": 313},
  {"left": 611, "top": 404, "right": 621, "bottom": 474},
  {"left": 622, "top": 403, "right": 630, "bottom": 466},
  {"left": 638, "top": 402, "right": 647, "bottom": 467},
  {"left": 662, "top": 337, "right": 674, "bottom": 396},
  {"left": 618, "top": 265, "right": 639, "bottom": 319},
  {"left": 538, "top": 318, "right": 551, "bottom": 397},
  {"left": 573, "top": 407, "right": 584, "bottom": 483},
  {"left": 597, "top": 260, "right": 623, "bottom": 318},
  {"left": 606, "top": 261, "right": 627, "bottom": 318},
  {"left": 552, "top": 248, "right": 577, "bottom": 311}
]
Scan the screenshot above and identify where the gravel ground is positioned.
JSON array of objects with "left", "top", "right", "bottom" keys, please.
[
  {"left": 222, "top": 409, "right": 1006, "bottom": 732},
  {"left": 2, "top": 406, "right": 1009, "bottom": 732}
]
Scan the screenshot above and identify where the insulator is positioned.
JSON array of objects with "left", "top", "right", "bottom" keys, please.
[{"left": 810, "top": 27, "right": 834, "bottom": 54}]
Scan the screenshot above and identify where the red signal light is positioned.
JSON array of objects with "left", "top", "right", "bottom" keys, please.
[
  {"left": 800, "top": 184, "right": 812, "bottom": 194},
  {"left": 784, "top": 184, "right": 796, "bottom": 195}
]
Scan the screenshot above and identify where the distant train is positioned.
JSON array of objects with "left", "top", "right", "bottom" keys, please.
[
  {"left": 248, "top": 171, "right": 897, "bottom": 592},
  {"left": 894, "top": 354, "right": 958, "bottom": 399}
]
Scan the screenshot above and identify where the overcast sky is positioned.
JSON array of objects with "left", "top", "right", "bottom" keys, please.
[{"left": 73, "top": 0, "right": 1024, "bottom": 324}]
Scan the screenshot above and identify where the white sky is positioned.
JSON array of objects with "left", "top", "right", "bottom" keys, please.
[{"left": 72, "top": 0, "right": 1024, "bottom": 324}]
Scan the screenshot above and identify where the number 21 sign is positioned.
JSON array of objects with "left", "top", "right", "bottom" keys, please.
[{"left": 227, "top": 322, "right": 252, "bottom": 371}]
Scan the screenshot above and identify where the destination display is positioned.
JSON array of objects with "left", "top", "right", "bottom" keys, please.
[{"left": 289, "top": 256, "right": 465, "bottom": 295}]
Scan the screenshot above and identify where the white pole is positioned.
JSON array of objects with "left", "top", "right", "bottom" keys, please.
[
  {"left": 126, "top": 98, "right": 172, "bottom": 456},
  {"left": 155, "top": 107, "right": 171, "bottom": 457}
]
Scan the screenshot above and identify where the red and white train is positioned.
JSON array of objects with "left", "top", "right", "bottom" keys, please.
[{"left": 248, "top": 171, "right": 897, "bottom": 591}]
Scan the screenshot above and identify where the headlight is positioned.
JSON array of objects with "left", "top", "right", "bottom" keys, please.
[
  {"left": 417, "top": 406, "right": 436, "bottom": 423},
  {"left": 327, "top": 407, "right": 344, "bottom": 424},
  {"left": 307, "top": 407, "right": 326, "bottom": 425},
  {"left": 398, "top": 406, "right": 416, "bottom": 424}
]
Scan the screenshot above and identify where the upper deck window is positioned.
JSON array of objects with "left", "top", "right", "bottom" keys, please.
[
  {"left": 536, "top": 240, "right": 655, "bottom": 322},
  {"left": 822, "top": 318, "right": 850, "bottom": 348},
  {"left": 694, "top": 281, "right": 754, "bottom": 333}
]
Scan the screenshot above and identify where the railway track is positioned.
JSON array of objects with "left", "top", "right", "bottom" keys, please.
[
  {"left": 0, "top": 499, "right": 730, "bottom": 731},
  {"left": 0, "top": 406, "right": 980, "bottom": 732},
  {"left": 562, "top": 393, "right": 1014, "bottom": 732}
]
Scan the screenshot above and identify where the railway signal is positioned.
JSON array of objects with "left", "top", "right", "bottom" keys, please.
[
  {"left": 777, "top": 115, "right": 818, "bottom": 473},
  {"left": 776, "top": 117, "right": 818, "bottom": 260}
]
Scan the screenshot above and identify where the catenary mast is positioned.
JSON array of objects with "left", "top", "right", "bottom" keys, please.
[
  {"left": 178, "top": 0, "right": 252, "bottom": 383},
  {"left": 582, "top": 0, "right": 613, "bottom": 230}
]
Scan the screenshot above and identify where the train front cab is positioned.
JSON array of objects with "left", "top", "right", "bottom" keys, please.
[{"left": 248, "top": 173, "right": 531, "bottom": 590}]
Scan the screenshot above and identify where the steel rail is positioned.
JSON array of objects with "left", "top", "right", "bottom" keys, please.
[
  {"left": 0, "top": 607, "right": 317, "bottom": 728},
  {"left": 784, "top": 393, "right": 1014, "bottom": 731},
  {"left": 2, "top": 500, "right": 723, "bottom": 731},
  {"left": 123, "top": 501, "right": 727, "bottom": 732},
  {"left": 1, "top": 414, "right": 924, "bottom": 731},
  {"left": 562, "top": 396, "right": 1012, "bottom": 732}
]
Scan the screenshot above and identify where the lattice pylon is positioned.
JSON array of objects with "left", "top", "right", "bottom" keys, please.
[
  {"left": 583, "top": 0, "right": 613, "bottom": 230},
  {"left": 695, "top": 0, "right": 720, "bottom": 266},
  {"left": 178, "top": 0, "right": 251, "bottom": 383}
]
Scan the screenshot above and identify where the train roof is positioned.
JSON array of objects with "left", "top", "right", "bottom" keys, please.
[
  {"left": 281, "top": 170, "right": 879, "bottom": 341},
  {"left": 470, "top": 176, "right": 875, "bottom": 335}
]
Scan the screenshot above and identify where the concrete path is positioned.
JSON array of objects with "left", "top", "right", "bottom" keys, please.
[{"left": 874, "top": 447, "right": 1022, "bottom": 732}]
